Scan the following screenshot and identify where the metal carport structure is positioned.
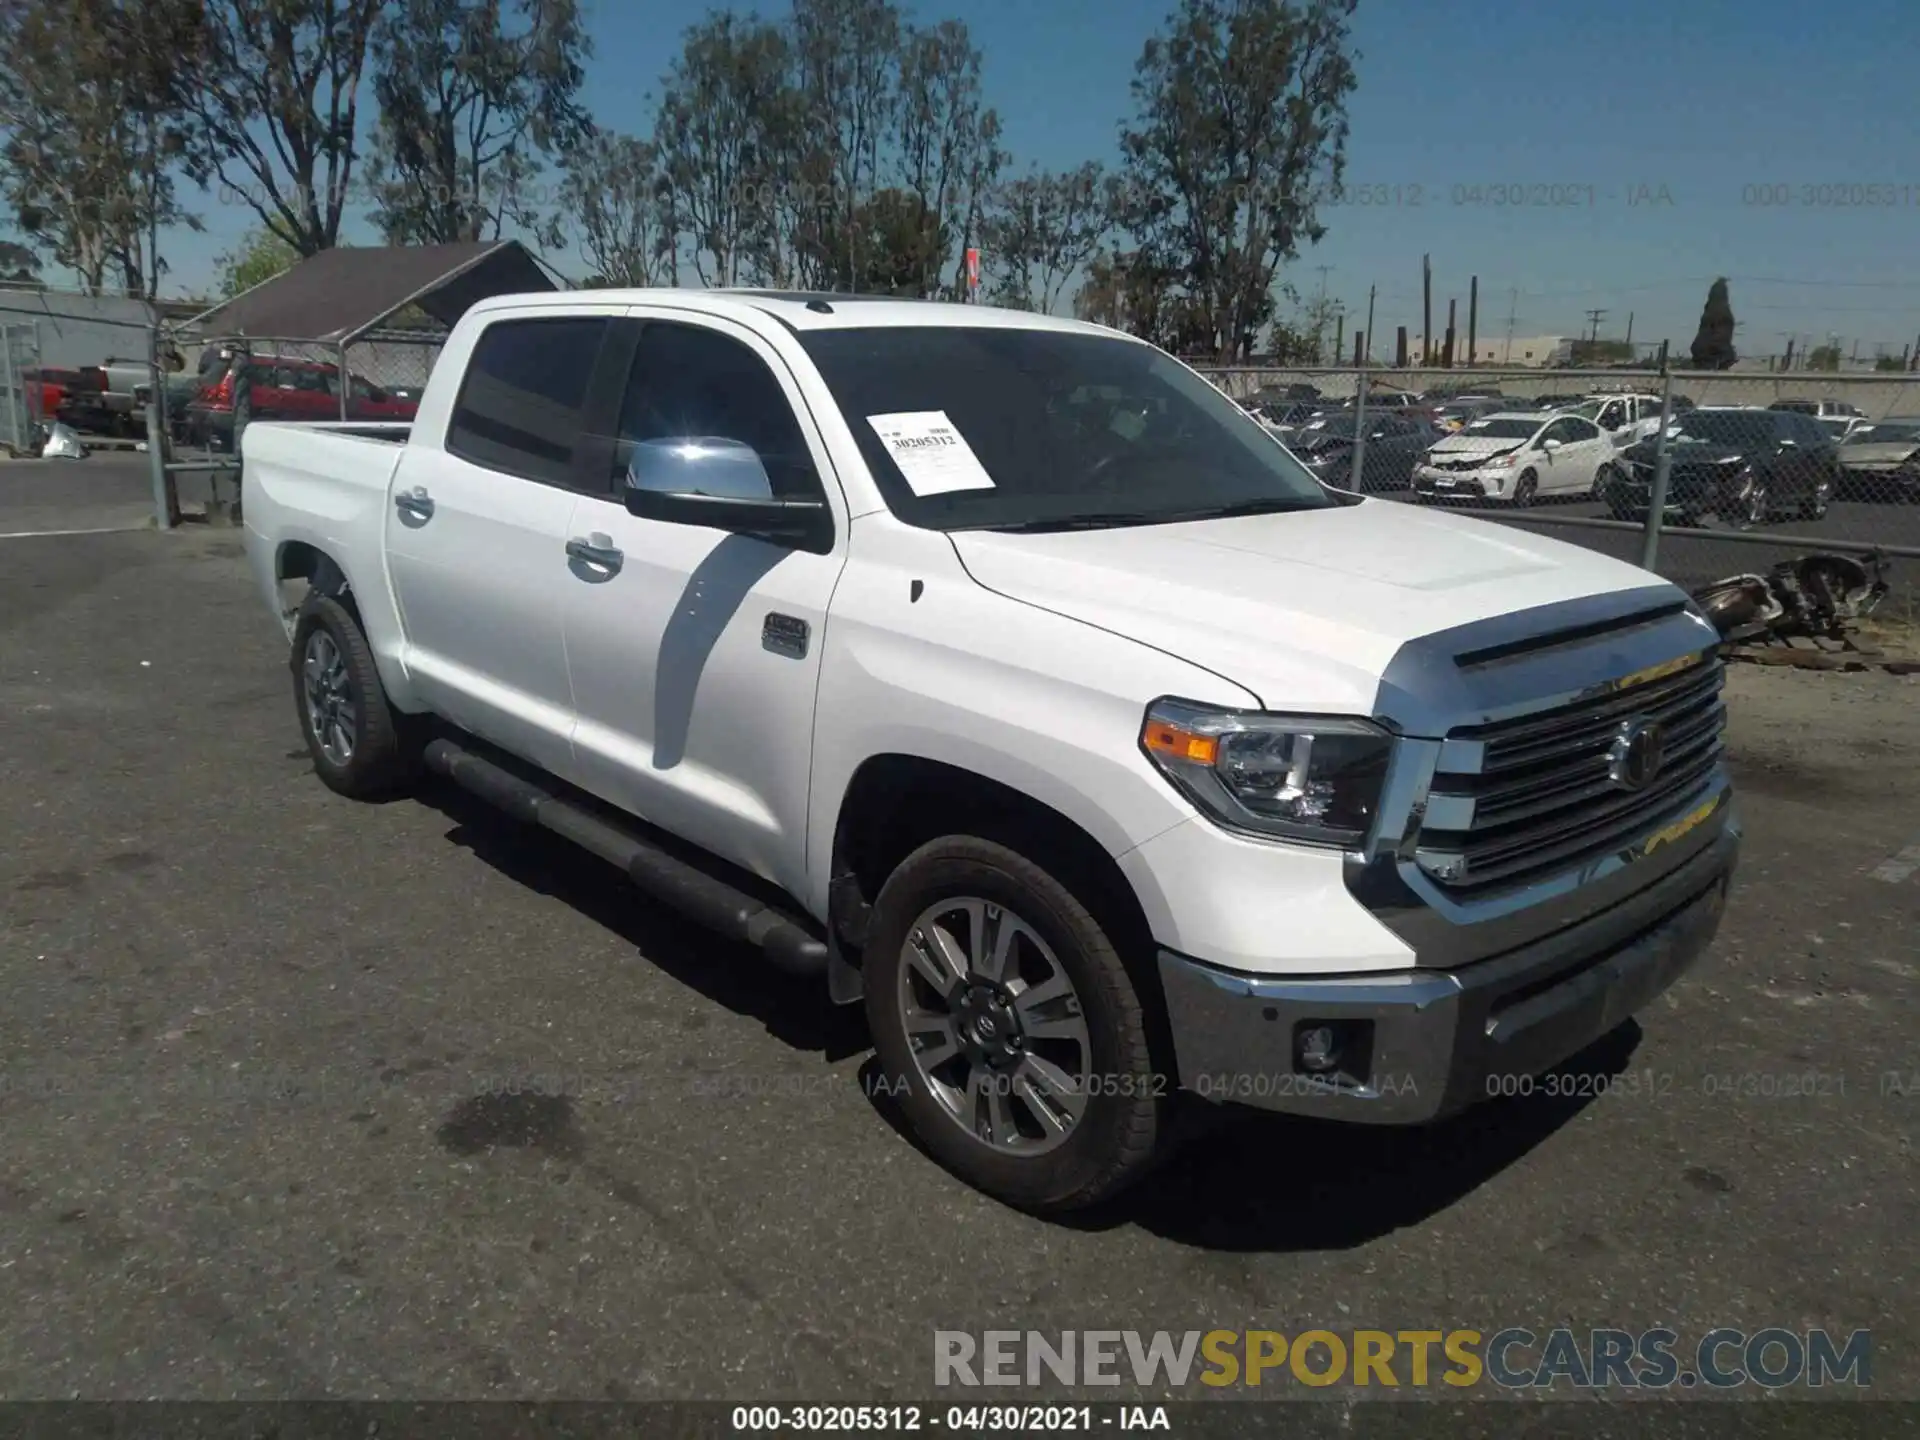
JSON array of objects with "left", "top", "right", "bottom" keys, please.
[{"left": 155, "top": 240, "right": 565, "bottom": 527}]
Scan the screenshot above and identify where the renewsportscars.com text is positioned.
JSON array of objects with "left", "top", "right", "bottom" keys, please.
[{"left": 934, "top": 1328, "right": 1870, "bottom": 1390}]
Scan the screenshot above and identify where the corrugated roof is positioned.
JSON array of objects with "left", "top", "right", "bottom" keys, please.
[{"left": 183, "top": 241, "right": 558, "bottom": 343}]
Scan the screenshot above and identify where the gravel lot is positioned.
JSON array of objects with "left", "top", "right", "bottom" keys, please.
[{"left": 0, "top": 496, "right": 1915, "bottom": 1406}]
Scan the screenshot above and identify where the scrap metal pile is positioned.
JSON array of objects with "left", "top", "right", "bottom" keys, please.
[{"left": 1690, "top": 550, "right": 1913, "bottom": 671}]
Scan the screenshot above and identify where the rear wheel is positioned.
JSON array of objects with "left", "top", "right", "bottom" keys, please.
[
  {"left": 290, "top": 592, "right": 419, "bottom": 799},
  {"left": 864, "top": 836, "right": 1166, "bottom": 1213}
]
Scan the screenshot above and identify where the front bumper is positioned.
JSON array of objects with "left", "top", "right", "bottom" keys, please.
[
  {"left": 1157, "top": 822, "right": 1737, "bottom": 1123},
  {"left": 1413, "top": 464, "right": 1503, "bottom": 498}
]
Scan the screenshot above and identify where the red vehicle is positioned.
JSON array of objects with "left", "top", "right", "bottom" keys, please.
[
  {"left": 183, "top": 352, "right": 418, "bottom": 451},
  {"left": 21, "top": 365, "right": 114, "bottom": 431}
]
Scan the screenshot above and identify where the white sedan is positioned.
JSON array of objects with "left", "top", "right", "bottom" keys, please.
[{"left": 1412, "top": 411, "right": 1619, "bottom": 505}]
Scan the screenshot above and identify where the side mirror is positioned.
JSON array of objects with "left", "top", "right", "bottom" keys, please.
[
  {"left": 1542, "top": 438, "right": 1564, "bottom": 451},
  {"left": 622, "top": 437, "right": 828, "bottom": 549},
  {"left": 1777, "top": 438, "right": 1797, "bottom": 450}
]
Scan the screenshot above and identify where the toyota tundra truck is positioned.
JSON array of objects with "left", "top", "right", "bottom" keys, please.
[{"left": 241, "top": 289, "right": 1739, "bottom": 1212}]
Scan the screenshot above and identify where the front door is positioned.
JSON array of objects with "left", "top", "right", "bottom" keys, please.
[
  {"left": 384, "top": 312, "right": 614, "bottom": 779},
  {"left": 561, "top": 313, "right": 849, "bottom": 896}
]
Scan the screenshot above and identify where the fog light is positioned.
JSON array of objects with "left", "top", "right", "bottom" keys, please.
[
  {"left": 1297, "top": 1026, "right": 1339, "bottom": 1072},
  {"left": 1293, "top": 1019, "right": 1374, "bottom": 1087}
]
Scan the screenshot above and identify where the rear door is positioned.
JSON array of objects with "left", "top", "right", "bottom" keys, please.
[{"left": 383, "top": 312, "right": 615, "bottom": 779}]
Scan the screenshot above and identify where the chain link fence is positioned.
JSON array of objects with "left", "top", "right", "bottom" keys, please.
[
  {"left": 0, "top": 321, "right": 42, "bottom": 455},
  {"left": 1196, "top": 363, "right": 1920, "bottom": 620}
]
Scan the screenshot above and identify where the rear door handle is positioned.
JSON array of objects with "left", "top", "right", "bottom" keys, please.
[
  {"left": 566, "top": 533, "right": 624, "bottom": 572},
  {"left": 394, "top": 485, "right": 433, "bottom": 519}
]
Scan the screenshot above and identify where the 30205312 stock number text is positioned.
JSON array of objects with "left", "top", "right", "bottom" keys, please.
[{"left": 1743, "top": 184, "right": 1920, "bottom": 207}]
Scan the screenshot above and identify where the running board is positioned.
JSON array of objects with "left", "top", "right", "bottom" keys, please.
[{"left": 422, "top": 738, "right": 829, "bottom": 978}]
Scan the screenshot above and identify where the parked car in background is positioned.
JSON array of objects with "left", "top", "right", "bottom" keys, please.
[
  {"left": 1837, "top": 416, "right": 1920, "bottom": 501},
  {"left": 1769, "top": 398, "right": 1863, "bottom": 426},
  {"left": 1607, "top": 407, "right": 1838, "bottom": 526},
  {"left": 1571, "top": 392, "right": 1668, "bottom": 449},
  {"left": 21, "top": 365, "right": 117, "bottom": 434},
  {"left": 185, "top": 353, "right": 419, "bottom": 452},
  {"left": 1524, "top": 392, "right": 1589, "bottom": 411},
  {"left": 1251, "top": 400, "right": 1330, "bottom": 436},
  {"left": 1414, "top": 410, "right": 1619, "bottom": 505},
  {"left": 1287, "top": 412, "right": 1442, "bottom": 491},
  {"left": 1434, "top": 397, "right": 1504, "bottom": 433}
]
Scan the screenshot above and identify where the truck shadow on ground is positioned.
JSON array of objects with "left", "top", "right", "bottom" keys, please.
[
  {"left": 419, "top": 779, "right": 869, "bottom": 1064},
  {"left": 416, "top": 776, "right": 1639, "bottom": 1252},
  {"left": 1103, "top": 1019, "right": 1642, "bottom": 1251}
]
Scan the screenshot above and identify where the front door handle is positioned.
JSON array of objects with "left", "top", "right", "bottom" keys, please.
[
  {"left": 394, "top": 485, "right": 433, "bottom": 519},
  {"left": 566, "top": 534, "right": 624, "bottom": 572}
]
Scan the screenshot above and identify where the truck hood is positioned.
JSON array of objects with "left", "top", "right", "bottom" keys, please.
[{"left": 949, "top": 499, "right": 1671, "bottom": 721}]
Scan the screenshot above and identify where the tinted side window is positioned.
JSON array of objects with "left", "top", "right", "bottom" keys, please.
[
  {"left": 447, "top": 317, "right": 609, "bottom": 486},
  {"left": 610, "top": 322, "right": 820, "bottom": 499}
]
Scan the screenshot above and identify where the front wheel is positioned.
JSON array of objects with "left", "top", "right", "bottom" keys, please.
[
  {"left": 1591, "top": 463, "right": 1619, "bottom": 501},
  {"left": 1735, "top": 476, "right": 1772, "bottom": 529},
  {"left": 1799, "top": 479, "right": 1831, "bottom": 521},
  {"left": 864, "top": 836, "right": 1167, "bottom": 1213},
  {"left": 1510, "top": 471, "right": 1538, "bottom": 507}
]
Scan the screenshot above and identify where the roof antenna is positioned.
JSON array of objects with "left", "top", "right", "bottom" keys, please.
[{"left": 806, "top": 298, "right": 834, "bottom": 314}]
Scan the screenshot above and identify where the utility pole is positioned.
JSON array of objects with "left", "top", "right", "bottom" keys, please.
[
  {"left": 1420, "top": 256, "right": 1433, "bottom": 366},
  {"left": 1503, "top": 286, "right": 1518, "bottom": 365},
  {"left": 1331, "top": 306, "right": 1345, "bottom": 369},
  {"left": 1443, "top": 297, "right": 1457, "bottom": 368},
  {"left": 1467, "top": 276, "right": 1478, "bottom": 368},
  {"left": 1584, "top": 308, "right": 1607, "bottom": 345},
  {"left": 1310, "top": 264, "right": 1333, "bottom": 362},
  {"left": 1625, "top": 312, "right": 1634, "bottom": 349},
  {"left": 1363, "top": 284, "right": 1376, "bottom": 366}
]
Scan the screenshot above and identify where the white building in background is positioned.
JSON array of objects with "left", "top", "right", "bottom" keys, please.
[{"left": 1398, "top": 333, "right": 1571, "bottom": 367}]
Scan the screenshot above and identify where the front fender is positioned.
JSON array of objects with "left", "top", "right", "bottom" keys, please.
[{"left": 803, "top": 531, "right": 1257, "bottom": 922}]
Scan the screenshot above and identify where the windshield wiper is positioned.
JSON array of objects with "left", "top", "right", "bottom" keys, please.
[
  {"left": 1150, "top": 497, "right": 1330, "bottom": 522},
  {"left": 980, "top": 511, "right": 1165, "bottom": 533}
]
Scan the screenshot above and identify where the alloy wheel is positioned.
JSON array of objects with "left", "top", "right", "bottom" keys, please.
[
  {"left": 302, "top": 630, "right": 358, "bottom": 765},
  {"left": 896, "top": 896, "right": 1093, "bottom": 1155}
]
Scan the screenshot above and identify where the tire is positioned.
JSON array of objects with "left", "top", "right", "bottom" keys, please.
[
  {"left": 289, "top": 592, "right": 418, "bottom": 799},
  {"left": 1591, "top": 463, "right": 1618, "bottom": 501},
  {"left": 1511, "top": 471, "right": 1538, "bottom": 507},
  {"left": 1799, "top": 481, "right": 1830, "bottom": 522},
  {"left": 864, "top": 835, "right": 1166, "bottom": 1213},
  {"left": 1735, "top": 477, "right": 1772, "bottom": 529}
]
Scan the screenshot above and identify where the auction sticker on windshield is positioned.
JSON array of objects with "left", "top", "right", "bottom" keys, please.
[{"left": 867, "top": 411, "right": 997, "bottom": 496}]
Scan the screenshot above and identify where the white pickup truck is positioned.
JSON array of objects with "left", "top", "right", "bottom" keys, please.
[{"left": 242, "top": 290, "right": 1739, "bottom": 1212}]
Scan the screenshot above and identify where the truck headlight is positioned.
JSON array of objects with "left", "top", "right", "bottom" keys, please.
[{"left": 1140, "top": 700, "right": 1393, "bottom": 846}]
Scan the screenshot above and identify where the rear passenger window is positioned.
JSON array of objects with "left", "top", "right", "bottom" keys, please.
[{"left": 447, "top": 317, "right": 610, "bottom": 486}]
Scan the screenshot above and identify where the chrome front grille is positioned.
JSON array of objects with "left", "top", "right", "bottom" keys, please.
[{"left": 1415, "top": 655, "right": 1726, "bottom": 894}]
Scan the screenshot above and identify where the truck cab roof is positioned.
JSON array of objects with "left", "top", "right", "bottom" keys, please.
[{"left": 464, "top": 286, "right": 1122, "bottom": 339}]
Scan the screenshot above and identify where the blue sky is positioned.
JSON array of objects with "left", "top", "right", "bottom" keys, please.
[{"left": 162, "top": 0, "right": 1920, "bottom": 359}]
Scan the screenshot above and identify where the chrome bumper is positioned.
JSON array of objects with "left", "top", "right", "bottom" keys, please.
[{"left": 1157, "top": 792, "right": 1738, "bottom": 1124}]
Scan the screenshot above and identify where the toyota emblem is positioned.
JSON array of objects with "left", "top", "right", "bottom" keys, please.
[{"left": 1608, "top": 718, "right": 1666, "bottom": 791}]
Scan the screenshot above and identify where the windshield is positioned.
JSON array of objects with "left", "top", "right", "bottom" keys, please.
[
  {"left": 1456, "top": 418, "right": 1541, "bottom": 440},
  {"left": 799, "top": 327, "right": 1340, "bottom": 530},
  {"left": 1846, "top": 420, "right": 1920, "bottom": 444},
  {"left": 1669, "top": 411, "right": 1767, "bottom": 446}
]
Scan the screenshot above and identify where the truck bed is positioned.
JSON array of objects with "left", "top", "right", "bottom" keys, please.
[{"left": 241, "top": 421, "right": 415, "bottom": 633}]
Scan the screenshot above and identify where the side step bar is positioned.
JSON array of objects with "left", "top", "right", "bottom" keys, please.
[{"left": 422, "top": 738, "right": 829, "bottom": 978}]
